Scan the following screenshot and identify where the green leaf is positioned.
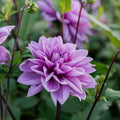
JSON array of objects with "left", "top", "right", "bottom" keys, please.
[
  {"left": 105, "top": 88, "right": 120, "bottom": 100},
  {"left": 14, "top": 96, "right": 39, "bottom": 109},
  {"left": 52, "top": 0, "right": 71, "bottom": 14},
  {"left": 0, "top": 64, "right": 9, "bottom": 83},
  {"left": 59, "top": 0, "right": 71, "bottom": 14},
  {"left": 88, "top": 14, "right": 120, "bottom": 47},
  {"left": 10, "top": 10, "right": 18, "bottom": 16},
  {"left": 3, "top": 78, "right": 16, "bottom": 91},
  {"left": 92, "top": 62, "right": 108, "bottom": 76},
  {"left": 12, "top": 51, "right": 22, "bottom": 65},
  {"left": 9, "top": 104, "right": 21, "bottom": 120},
  {"left": 97, "top": 5, "right": 104, "bottom": 20},
  {"left": 51, "top": 0, "right": 62, "bottom": 13},
  {"left": 61, "top": 96, "right": 88, "bottom": 114},
  {"left": 19, "top": 11, "right": 38, "bottom": 41}
]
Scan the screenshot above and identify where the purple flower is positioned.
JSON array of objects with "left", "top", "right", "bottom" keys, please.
[
  {"left": 91, "top": 0, "right": 101, "bottom": 11},
  {"left": 91, "top": 0, "right": 106, "bottom": 23},
  {"left": 0, "top": 26, "right": 15, "bottom": 64},
  {"left": 37, "top": 0, "right": 92, "bottom": 48},
  {"left": 18, "top": 36, "right": 96, "bottom": 105}
]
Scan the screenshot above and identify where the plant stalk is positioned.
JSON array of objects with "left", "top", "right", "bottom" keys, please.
[
  {"left": 61, "top": 14, "right": 65, "bottom": 43},
  {"left": 55, "top": 102, "right": 61, "bottom": 120},
  {"left": 0, "top": 84, "right": 3, "bottom": 120},
  {"left": 86, "top": 51, "right": 120, "bottom": 120},
  {"left": 73, "top": 1, "right": 84, "bottom": 43},
  {"left": 4, "top": 6, "right": 27, "bottom": 120}
]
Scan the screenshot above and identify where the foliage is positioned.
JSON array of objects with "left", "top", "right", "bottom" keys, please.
[
  {"left": 52, "top": 0, "right": 71, "bottom": 14},
  {"left": 0, "top": 0, "right": 120, "bottom": 120}
]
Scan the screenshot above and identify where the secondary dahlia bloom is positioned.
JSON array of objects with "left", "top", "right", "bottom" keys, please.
[
  {"left": 0, "top": 26, "right": 15, "bottom": 64},
  {"left": 18, "top": 36, "right": 96, "bottom": 105},
  {"left": 91, "top": 0, "right": 106, "bottom": 23},
  {"left": 91, "top": 0, "right": 101, "bottom": 11},
  {"left": 37, "top": 0, "right": 92, "bottom": 48}
]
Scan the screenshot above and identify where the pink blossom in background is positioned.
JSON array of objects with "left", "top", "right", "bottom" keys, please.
[
  {"left": 0, "top": 26, "right": 15, "bottom": 44},
  {"left": 18, "top": 36, "right": 96, "bottom": 105},
  {"left": 37, "top": 0, "right": 92, "bottom": 48},
  {"left": 91, "top": 0, "right": 101, "bottom": 11},
  {"left": 0, "top": 26, "right": 15, "bottom": 64},
  {"left": 91, "top": 0, "right": 106, "bottom": 23}
]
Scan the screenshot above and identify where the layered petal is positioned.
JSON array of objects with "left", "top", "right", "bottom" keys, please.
[
  {"left": 18, "top": 36, "right": 96, "bottom": 105},
  {"left": 27, "top": 84, "right": 43, "bottom": 97},
  {"left": 17, "top": 72, "right": 41, "bottom": 85},
  {"left": 51, "top": 85, "right": 69, "bottom": 105},
  {"left": 0, "top": 46, "right": 11, "bottom": 64},
  {"left": 37, "top": 0, "right": 92, "bottom": 47},
  {"left": 0, "top": 26, "right": 15, "bottom": 44}
]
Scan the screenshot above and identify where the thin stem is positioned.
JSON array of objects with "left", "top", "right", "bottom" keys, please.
[
  {"left": 2, "top": 95, "right": 16, "bottom": 120},
  {"left": 0, "top": 84, "right": 3, "bottom": 120},
  {"left": 86, "top": 51, "right": 120, "bottom": 120},
  {"left": 7, "top": 18, "right": 19, "bottom": 50},
  {"left": 12, "top": 0, "right": 19, "bottom": 25},
  {"left": 55, "top": 102, "right": 61, "bottom": 120},
  {"left": 61, "top": 14, "right": 65, "bottom": 43},
  {"left": 95, "top": 84, "right": 98, "bottom": 99},
  {"left": 73, "top": 2, "right": 84, "bottom": 44},
  {"left": 4, "top": 6, "right": 27, "bottom": 120}
]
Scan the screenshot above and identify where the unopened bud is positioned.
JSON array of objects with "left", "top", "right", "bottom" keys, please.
[
  {"left": 25, "top": 0, "right": 32, "bottom": 6},
  {"left": 27, "top": 2, "right": 38, "bottom": 14}
]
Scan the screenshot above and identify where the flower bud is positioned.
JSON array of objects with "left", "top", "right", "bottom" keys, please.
[
  {"left": 88, "top": 0, "right": 95, "bottom": 4},
  {"left": 25, "top": 0, "right": 32, "bottom": 6},
  {"left": 27, "top": 2, "right": 38, "bottom": 14}
]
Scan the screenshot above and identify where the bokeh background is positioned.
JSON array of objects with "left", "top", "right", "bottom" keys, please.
[{"left": 0, "top": 0, "right": 120, "bottom": 120}]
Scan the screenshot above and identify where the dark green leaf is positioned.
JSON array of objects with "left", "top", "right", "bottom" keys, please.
[
  {"left": 105, "top": 88, "right": 120, "bottom": 100},
  {"left": 14, "top": 96, "right": 39, "bottom": 109}
]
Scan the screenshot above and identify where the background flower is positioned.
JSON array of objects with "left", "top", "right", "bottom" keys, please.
[
  {"left": 0, "top": 26, "right": 15, "bottom": 64},
  {"left": 18, "top": 36, "right": 96, "bottom": 105},
  {"left": 37, "top": 0, "right": 92, "bottom": 48},
  {"left": 91, "top": 0, "right": 101, "bottom": 11},
  {"left": 91, "top": 0, "right": 106, "bottom": 23},
  {"left": 0, "top": 26, "right": 15, "bottom": 44}
]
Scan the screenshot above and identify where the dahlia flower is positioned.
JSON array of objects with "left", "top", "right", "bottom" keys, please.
[
  {"left": 91, "top": 0, "right": 106, "bottom": 23},
  {"left": 18, "top": 36, "right": 96, "bottom": 105},
  {"left": 91, "top": 0, "right": 101, "bottom": 11},
  {"left": 37, "top": 0, "right": 92, "bottom": 48},
  {"left": 0, "top": 26, "right": 15, "bottom": 64}
]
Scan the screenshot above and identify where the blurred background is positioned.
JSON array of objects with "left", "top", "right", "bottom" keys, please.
[{"left": 0, "top": 0, "right": 120, "bottom": 120}]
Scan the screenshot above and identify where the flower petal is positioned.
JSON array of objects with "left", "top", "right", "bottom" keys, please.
[
  {"left": 17, "top": 72, "right": 41, "bottom": 85},
  {"left": 0, "top": 46, "right": 11, "bottom": 64},
  {"left": 70, "top": 89, "right": 86, "bottom": 101},
  {"left": 78, "top": 74, "right": 97, "bottom": 88},
  {"left": 67, "top": 77, "right": 84, "bottom": 94},
  {"left": 0, "top": 26, "right": 15, "bottom": 44},
  {"left": 37, "top": 1, "right": 55, "bottom": 14},
  {"left": 51, "top": 85, "right": 70, "bottom": 105},
  {"left": 27, "top": 84, "right": 43, "bottom": 97},
  {"left": 41, "top": 78, "right": 60, "bottom": 92}
]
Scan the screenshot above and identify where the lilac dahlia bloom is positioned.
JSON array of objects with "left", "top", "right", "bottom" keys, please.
[
  {"left": 91, "top": 0, "right": 101, "bottom": 11},
  {"left": 0, "top": 26, "right": 15, "bottom": 64},
  {"left": 37, "top": 0, "right": 92, "bottom": 48},
  {"left": 18, "top": 36, "right": 96, "bottom": 105},
  {"left": 91, "top": 0, "right": 106, "bottom": 23}
]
